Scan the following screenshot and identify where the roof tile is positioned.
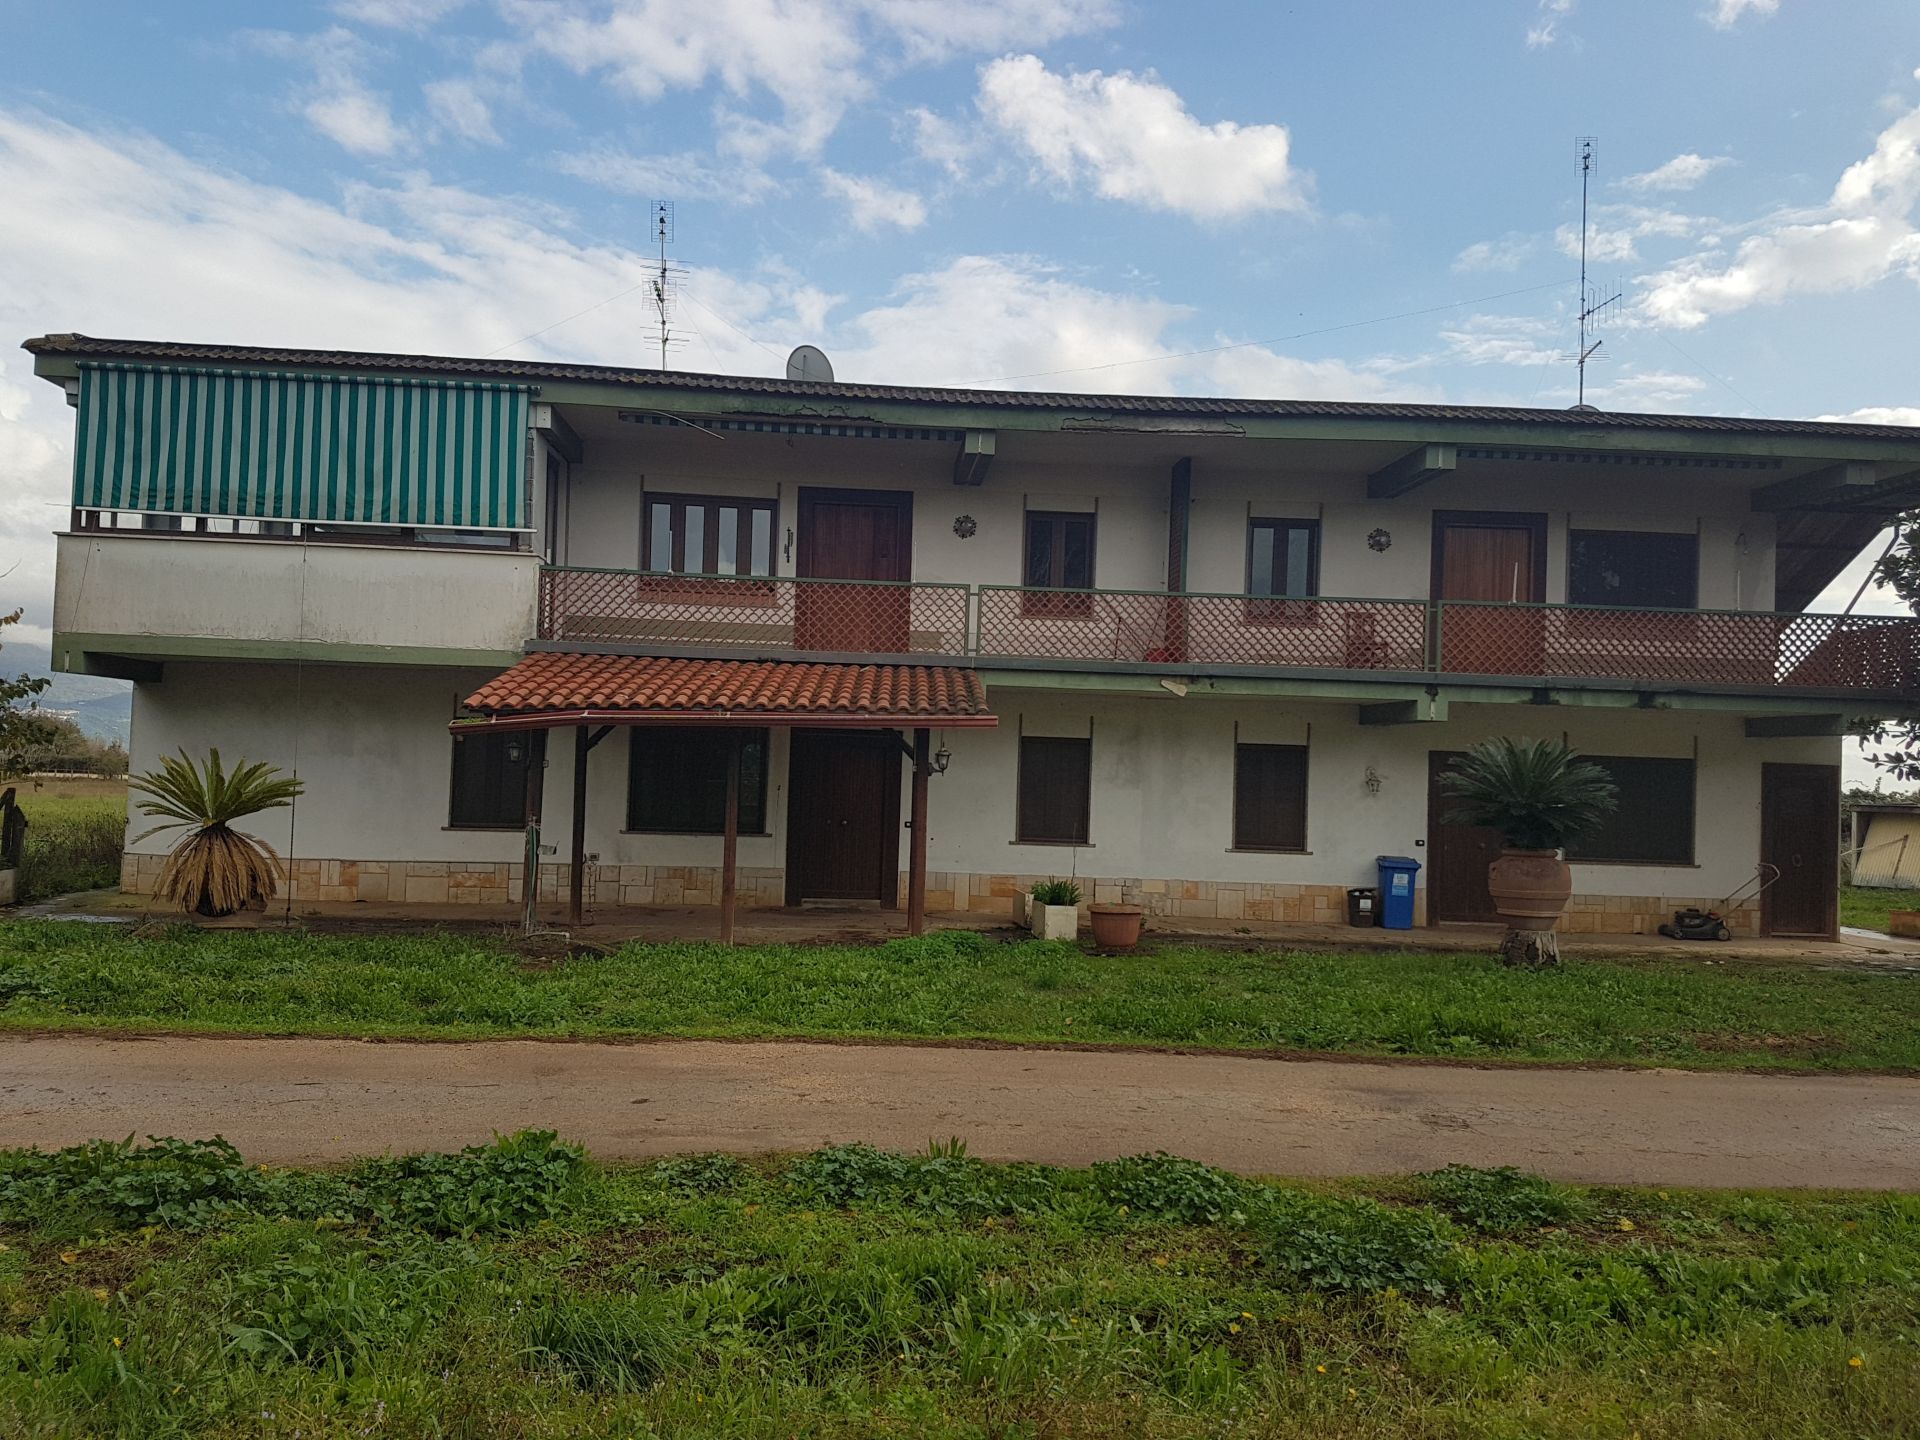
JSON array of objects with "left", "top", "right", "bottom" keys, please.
[{"left": 464, "top": 653, "right": 994, "bottom": 723}]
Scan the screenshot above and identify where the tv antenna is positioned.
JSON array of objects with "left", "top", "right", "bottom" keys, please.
[
  {"left": 1571, "top": 138, "right": 1622, "bottom": 408},
  {"left": 649, "top": 201, "right": 688, "bottom": 371}
]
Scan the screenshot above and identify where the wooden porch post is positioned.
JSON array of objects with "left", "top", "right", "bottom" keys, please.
[
  {"left": 521, "top": 729, "right": 547, "bottom": 934},
  {"left": 720, "top": 733, "right": 741, "bottom": 945},
  {"left": 568, "top": 724, "right": 589, "bottom": 929},
  {"left": 1166, "top": 457, "right": 1192, "bottom": 662},
  {"left": 908, "top": 727, "right": 930, "bottom": 935}
]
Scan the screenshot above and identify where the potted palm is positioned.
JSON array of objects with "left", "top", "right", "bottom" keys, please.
[
  {"left": 130, "top": 749, "right": 304, "bottom": 917},
  {"left": 1440, "top": 737, "right": 1617, "bottom": 968}
]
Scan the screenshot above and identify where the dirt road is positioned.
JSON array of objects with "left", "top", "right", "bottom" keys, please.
[{"left": 3, "top": 1034, "right": 1916, "bottom": 1188}]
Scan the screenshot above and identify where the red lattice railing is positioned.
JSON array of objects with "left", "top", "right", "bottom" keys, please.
[
  {"left": 1436, "top": 602, "right": 1920, "bottom": 692},
  {"left": 537, "top": 568, "right": 1920, "bottom": 696},
  {"left": 540, "top": 568, "right": 971, "bottom": 657},
  {"left": 976, "top": 587, "right": 1432, "bottom": 671}
]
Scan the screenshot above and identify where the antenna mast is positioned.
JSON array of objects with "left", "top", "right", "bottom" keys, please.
[
  {"left": 650, "top": 201, "right": 687, "bottom": 371},
  {"left": 1573, "top": 138, "right": 1622, "bottom": 407}
]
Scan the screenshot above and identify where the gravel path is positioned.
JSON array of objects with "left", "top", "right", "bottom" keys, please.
[{"left": 4, "top": 1034, "right": 1917, "bottom": 1188}]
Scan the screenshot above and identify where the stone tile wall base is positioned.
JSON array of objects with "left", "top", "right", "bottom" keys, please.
[{"left": 115, "top": 856, "right": 1761, "bottom": 936}]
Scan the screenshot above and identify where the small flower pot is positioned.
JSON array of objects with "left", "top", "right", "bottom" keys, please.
[
  {"left": 1030, "top": 902, "right": 1080, "bottom": 942},
  {"left": 1486, "top": 848, "right": 1573, "bottom": 931},
  {"left": 1088, "top": 903, "right": 1144, "bottom": 950}
]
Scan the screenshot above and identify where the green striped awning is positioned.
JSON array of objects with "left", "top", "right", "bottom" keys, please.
[{"left": 71, "top": 363, "right": 534, "bottom": 529}]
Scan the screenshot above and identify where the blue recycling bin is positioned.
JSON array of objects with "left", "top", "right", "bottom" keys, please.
[{"left": 1375, "top": 855, "right": 1421, "bottom": 930}]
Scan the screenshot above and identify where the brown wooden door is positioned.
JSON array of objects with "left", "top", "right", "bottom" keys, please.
[
  {"left": 1761, "top": 763, "right": 1838, "bottom": 938},
  {"left": 1427, "top": 750, "right": 1503, "bottom": 923},
  {"left": 796, "top": 487, "right": 912, "bottom": 653},
  {"left": 1434, "top": 511, "right": 1547, "bottom": 675},
  {"left": 785, "top": 729, "right": 902, "bottom": 904}
]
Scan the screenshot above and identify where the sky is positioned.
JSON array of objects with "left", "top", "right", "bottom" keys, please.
[{"left": 2, "top": 0, "right": 1919, "bottom": 777}]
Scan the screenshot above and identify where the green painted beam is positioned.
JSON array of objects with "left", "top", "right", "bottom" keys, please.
[
  {"left": 1359, "top": 697, "right": 1450, "bottom": 725},
  {"left": 1743, "top": 714, "right": 1851, "bottom": 738},
  {"left": 51, "top": 631, "right": 521, "bottom": 672},
  {"left": 1750, "top": 461, "right": 1879, "bottom": 512},
  {"left": 952, "top": 431, "right": 995, "bottom": 486},
  {"left": 1366, "top": 443, "right": 1457, "bottom": 499}
]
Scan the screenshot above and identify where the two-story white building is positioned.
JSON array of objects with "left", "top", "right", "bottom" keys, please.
[{"left": 29, "top": 332, "right": 1920, "bottom": 939}]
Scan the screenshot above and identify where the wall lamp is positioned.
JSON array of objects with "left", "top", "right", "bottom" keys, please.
[{"left": 933, "top": 743, "right": 952, "bottom": 775}]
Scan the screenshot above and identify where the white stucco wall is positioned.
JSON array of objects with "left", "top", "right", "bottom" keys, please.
[
  {"left": 559, "top": 425, "right": 1780, "bottom": 613},
  {"left": 123, "top": 663, "right": 1838, "bottom": 913},
  {"left": 54, "top": 533, "right": 539, "bottom": 661}
]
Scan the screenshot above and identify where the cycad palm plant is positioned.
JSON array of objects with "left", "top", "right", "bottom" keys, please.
[
  {"left": 130, "top": 749, "right": 304, "bottom": 916},
  {"left": 1440, "top": 737, "right": 1617, "bottom": 851}
]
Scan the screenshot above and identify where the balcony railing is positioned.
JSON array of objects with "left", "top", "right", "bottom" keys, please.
[
  {"left": 536, "top": 568, "right": 1920, "bottom": 697},
  {"left": 539, "top": 567, "right": 971, "bottom": 657}
]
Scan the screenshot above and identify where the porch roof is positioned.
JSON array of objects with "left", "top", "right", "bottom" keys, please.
[{"left": 453, "top": 652, "right": 998, "bottom": 732}]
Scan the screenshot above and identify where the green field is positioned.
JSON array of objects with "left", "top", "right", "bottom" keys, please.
[
  {"left": 1840, "top": 883, "right": 1920, "bottom": 935},
  {"left": 2, "top": 922, "right": 1916, "bottom": 1071},
  {"left": 4, "top": 777, "right": 126, "bottom": 904},
  {"left": 0, "top": 1134, "right": 1911, "bottom": 1439}
]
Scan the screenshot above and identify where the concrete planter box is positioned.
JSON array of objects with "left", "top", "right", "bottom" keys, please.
[
  {"left": 1030, "top": 902, "right": 1080, "bottom": 942},
  {"left": 1889, "top": 909, "right": 1920, "bottom": 938}
]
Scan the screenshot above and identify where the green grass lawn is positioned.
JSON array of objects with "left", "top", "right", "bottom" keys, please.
[
  {"left": 3, "top": 921, "right": 1917, "bottom": 1071},
  {"left": 0, "top": 1134, "right": 1911, "bottom": 1439},
  {"left": 1840, "top": 883, "right": 1920, "bottom": 935}
]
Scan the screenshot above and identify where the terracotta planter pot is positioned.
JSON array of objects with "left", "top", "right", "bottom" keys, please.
[
  {"left": 1486, "top": 848, "right": 1572, "bottom": 931},
  {"left": 1088, "top": 903, "right": 1145, "bottom": 949}
]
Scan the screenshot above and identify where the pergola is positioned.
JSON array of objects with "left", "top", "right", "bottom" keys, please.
[{"left": 450, "top": 652, "right": 998, "bottom": 939}]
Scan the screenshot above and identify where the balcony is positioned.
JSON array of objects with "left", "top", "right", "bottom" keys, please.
[{"left": 536, "top": 567, "right": 1920, "bottom": 700}]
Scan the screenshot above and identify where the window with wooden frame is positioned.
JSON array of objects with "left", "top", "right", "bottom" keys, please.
[
  {"left": 642, "top": 493, "right": 777, "bottom": 595},
  {"left": 1232, "top": 743, "right": 1309, "bottom": 852},
  {"left": 1016, "top": 735, "right": 1092, "bottom": 845},
  {"left": 627, "top": 727, "right": 770, "bottom": 834},
  {"left": 1564, "top": 756, "right": 1695, "bottom": 865},
  {"left": 1022, "top": 511, "right": 1096, "bottom": 617},
  {"left": 1245, "top": 518, "right": 1320, "bottom": 624},
  {"left": 448, "top": 731, "right": 533, "bottom": 830}
]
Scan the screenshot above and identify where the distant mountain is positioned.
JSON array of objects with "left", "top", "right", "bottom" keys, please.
[{"left": 4, "top": 641, "right": 132, "bottom": 746}]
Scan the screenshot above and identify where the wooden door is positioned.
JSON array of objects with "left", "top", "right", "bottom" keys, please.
[
  {"left": 796, "top": 487, "right": 913, "bottom": 653},
  {"left": 785, "top": 730, "right": 902, "bottom": 904},
  {"left": 1427, "top": 751, "right": 1503, "bottom": 924},
  {"left": 1761, "top": 763, "right": 1838, "bottom": 938},
  {"left": 1433, "top": 511, "right": 1547, "bottom": 675}
]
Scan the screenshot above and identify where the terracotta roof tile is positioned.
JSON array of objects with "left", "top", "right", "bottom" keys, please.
[{"left": 462, "top": 653, "right": 995, "bottom": 726}]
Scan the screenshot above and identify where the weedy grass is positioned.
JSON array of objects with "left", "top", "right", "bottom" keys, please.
[
  {"left": 7, "top": 783, "right": 126, "bottom": 904},
  {"left": 1841, "top": 883, "right": 1912, "bottom": 935},
  {"left": 0, "top": 1137, "right": 1913, "bottom": 1438},
  {"left": 2, "top": 921, "right": 1918, "bottom": 1072}
]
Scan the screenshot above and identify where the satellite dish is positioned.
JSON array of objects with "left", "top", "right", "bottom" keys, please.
[{"left": 786, "top": 344, "right": 834, "bottom": 384}]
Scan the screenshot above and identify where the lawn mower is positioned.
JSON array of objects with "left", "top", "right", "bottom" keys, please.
[{"left": 1656, "top": 864, "right": 1780, "bottom": 941}]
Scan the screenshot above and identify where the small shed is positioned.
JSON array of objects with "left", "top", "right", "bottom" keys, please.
[{"left": 1849, "top": 803, "right": 1920, "bottom": 888}]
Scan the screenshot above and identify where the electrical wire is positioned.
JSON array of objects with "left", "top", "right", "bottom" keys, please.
[{"left": 482, "top": 280, "right": 654, "bottom": 358}]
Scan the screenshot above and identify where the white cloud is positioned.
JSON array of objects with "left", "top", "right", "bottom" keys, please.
[
  {"left": 1527, "top": 0, "right": 1576, "bottom": 49},
  {"left": 0, "top": 110, "right": 1419, "bottom": 627},
  {"left": 1639, "top": 103, "right": 1920, "bottom": 327},
  {"left": 1707, "top": 0, "right": 1780, "bottom": 29},
  {"left": 1587, "top": 369, "right": 1708, "bottom": 410},
  {"left": 252, "top": 27, "right": 406, "bottom": 156},
  {"left": 1817, "top": 406, "right": 1920, "bottom": 427},
  {"left": 1556, "top": 205, "right": 1700, "bottom": 263},
  {"left": 905, "top": 106, "right": 976, "bottom": 179},
  {"left": 977, "top": 54, "right": 1310, "bottom": 220},
  {"left": 552, "top": 145, "right": 779, "bottom": 202},
  {"left": 818, "top": 168, "right": 927, "bottom": 232},
  {"left": 1453, "top": 232, "right": 1536, "bottom": 273},
  {"left": 503, "top": 0, "right": 1116, "bottom": 163},
  {"left": 332, "top": 0, "right": 468, "bottom": 28},
  {"left": 1618, "top": 153, "right": 1732, "bottom": 193},
  {"left": 423, "top": 78, "right": 499, "bottom": 144},
  {"left": 1440, "top": 313, "right": 1563, "bottom": 368}
]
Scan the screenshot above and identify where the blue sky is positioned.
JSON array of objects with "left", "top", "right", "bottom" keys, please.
[{"left": 2, "top": 0, "right": 1919, "bottom": 636}]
